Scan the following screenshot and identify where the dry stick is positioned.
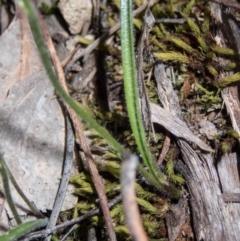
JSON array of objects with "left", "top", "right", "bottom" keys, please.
[
  {"left": 61, "top": 45, "right": 81, "bottom": 68},
  {"left": 121, "top": 152, "right": 148, "bottom": 241},
  {"left": 37, "top": 9, "right": 117, "bottom": 241},
  {"left": 23, "top": 195, "right": 122, "bottom": 241},
  {"left": 136, "top": 3, "right": 154, "bottom": 133},
  {"left": 44, "top": 113, "right": 74, "bottom": 241},
  {"left": 65, "top": 0, "right": 160, "bottom": 70},
  {"left": 155, "top": 18, "right": 189, "bottom": 23}
]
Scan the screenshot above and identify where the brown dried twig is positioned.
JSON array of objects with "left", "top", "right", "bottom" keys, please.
[
  {"left": 22, "top": 195, "right": 122, "bottom": 240},
  {"left": 34, "top": 6, "right": 117, "bottom": 241}
]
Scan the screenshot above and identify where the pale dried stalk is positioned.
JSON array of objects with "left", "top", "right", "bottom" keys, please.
[{"left": 121, "top": 152, "right": 148, "bottom": 241}]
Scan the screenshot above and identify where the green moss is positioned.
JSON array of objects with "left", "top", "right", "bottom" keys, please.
[
  {"left": 154, "top": 52, "right": 190, "bottom": 63},
  {"left": 165, "top": 36, "right": 195, "bottom": 53},
  {"left": 165, "top": 153, "right": 185, "bottom": 185},
  {"left": 220, "top": 141, "right": 232, "bottom": 154},
  {"left": 216, "top": 73, "right": 240, "bottom": 88},
  {"left": 227, "top": 129, "right": 240, "bottom": 140},
  {"left": 211, "top": 45, "right": 235, "bottom": 56},
  {"left": 182, "top": 0, "right": 195, "bottom": 16},
  {"left": 133, "top": 18, "right": 143, "bottom": 30},
  {"left": 137, "top": 198, "right": 158, "bottom": 214},
  {"left": 110, "top": 204, "right": 123, "bottom": 218},
  {"left": 202, "top": 6, "right": 210, "bottom": 34}
]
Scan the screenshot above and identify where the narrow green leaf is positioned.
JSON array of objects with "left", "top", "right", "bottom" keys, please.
[
  {"left": 0, "top": 218, "right": 48, "bottom": 241},
  {"left": 17, "top": 0, "right": 124, "bottom": 154},
  {"left": 120, "top": 0, "right": 161, "bottom": 185},
  {"left": 0, "top": 155, "right": 43, "bottom": 218},
  {"left": 18, "top": 0, "right": 182, "bottom": 199},
  {"left": 0, "top": 156, "right": 21, "bottom": 225},
  {"left": 120, "top": 0, "right": 181, "bottom": 199}
]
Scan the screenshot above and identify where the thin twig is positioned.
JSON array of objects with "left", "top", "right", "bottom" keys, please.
[
  {"left": 44, "top": 113, "right": 74, "bottom": 241},
  {"left": 155, "top": 18, "right": 191, "bottom": 23},
  {"left": 60, "top": 224, "right": 78, "bottom": 241},
  {"left": 121, "top": 152, "right": 148, "bottom": 241},
  {"left": 36, "top": 7, "right": 117, "bottom": 241},
  {"left": 22, "top": 195, "right": 122, "bottom": 240},
  {"left": 60, "top": 45, "right": 81, "bottom": 68},
  {"left": 136, "top": 3, "right": 155, "bottom": 132}
]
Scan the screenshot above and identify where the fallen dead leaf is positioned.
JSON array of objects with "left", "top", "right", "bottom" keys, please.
[{"left": 0, "top": 12, "right": 77, "bottom": 229}]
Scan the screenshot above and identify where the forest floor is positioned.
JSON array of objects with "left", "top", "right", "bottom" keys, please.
[{"left": 1, "top": 0, "right": 240, "bottom": 240}]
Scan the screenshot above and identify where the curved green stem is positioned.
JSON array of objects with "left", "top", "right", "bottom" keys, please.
[
  {"left": 0, "top": 218, "right": 48, "bottom": 241},
  {"left": 17, "top": 0, "right": 124, "bottom": 154},
  {"left": 0, "top": 156, "right": 21, "bottom": 225},
  {"left": 0, "top": 155, "right": 44, "bottom": 218}
]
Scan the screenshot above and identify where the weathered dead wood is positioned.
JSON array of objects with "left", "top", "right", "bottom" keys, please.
[
  {"left": 150, "top": 102, "right": 212, "bottom": 152},
  {"left": 150, "top": 91, "right": 240, "bottom": 240},
  {"left": 177, "top": 142, "right": 240, "bottom": 241},
  {"left": 165, "top": 196, "right": 188, "bottom": 241},
  {"left": 152, "top": 57, "right": 240, "bottom": 240}
]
